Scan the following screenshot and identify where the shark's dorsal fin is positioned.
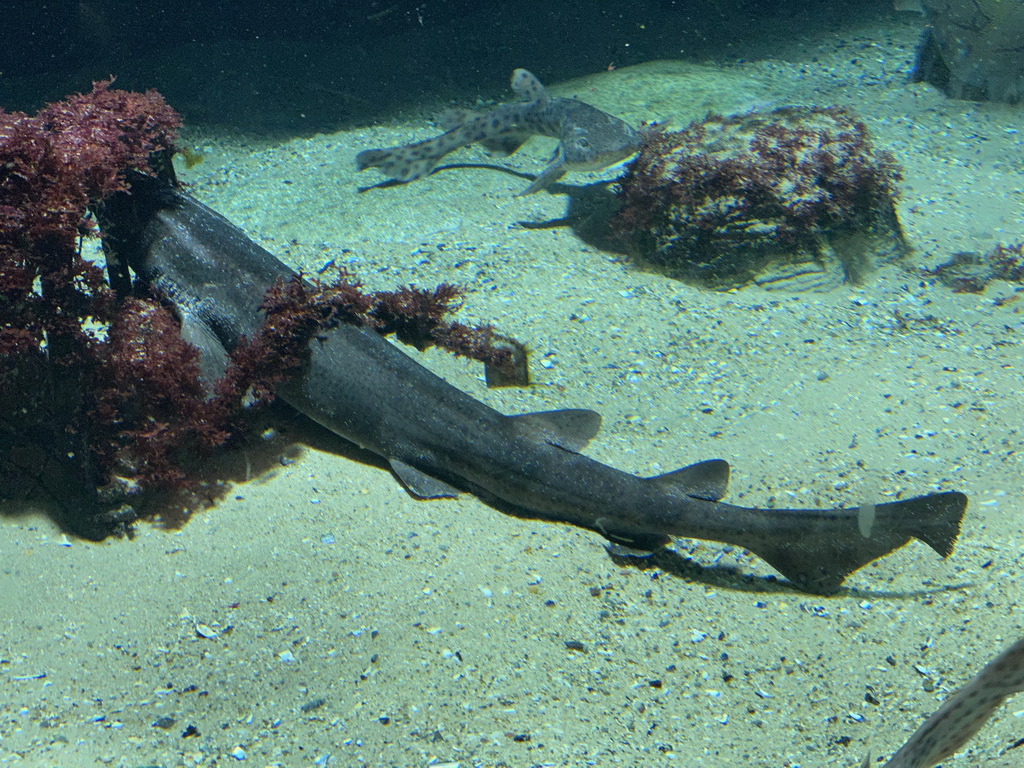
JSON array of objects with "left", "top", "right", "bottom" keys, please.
[
  {"left": 511, "top": 68, "right": 547, "bottom": 102},
  {"left": 481, "top": 133, "right": 533, "bottom": 156},
  {"left": 436, "top": 108, "right": 472, "bottom": 131},
  {"left": 390, "top": 460, "right": 461, "bottom": 499},
  {"left": 438, "top": 108, "right": 532, "bottom": 156},
  {"left": 438, "top": 107, "right": 532, "bottom": 156},
  {"left": 508, "top": 408, "right": 601, "bottom": 451},
  {"left": 647, "top": 459, "right": 731, "bottom": 502},
  {"left": 600, "top": 459, "right": 730, "bottom": 554}
]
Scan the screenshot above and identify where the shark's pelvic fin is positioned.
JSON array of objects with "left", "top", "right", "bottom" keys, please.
[{"left": 390, "top": 459, "right": 461, "bottom": 498}]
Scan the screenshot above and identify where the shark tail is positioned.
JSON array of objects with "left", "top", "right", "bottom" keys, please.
[
  {"left": 355, "top": 145, "right": 441, "bottom": 183},
  {"left": 742, "top": 491, "right": 967, "bottom": 594}
]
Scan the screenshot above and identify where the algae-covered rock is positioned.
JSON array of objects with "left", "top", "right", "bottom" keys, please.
[
  {"left": 931, "top": 243, "right": 1024, "bottom": 293},
  {"left": 613, "top": 106, "right": 907, "bottom": 291}
]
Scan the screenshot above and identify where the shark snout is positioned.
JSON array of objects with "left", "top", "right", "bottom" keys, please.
[{"left": 562, "top": 122, "right": 641, "bottom": 171}]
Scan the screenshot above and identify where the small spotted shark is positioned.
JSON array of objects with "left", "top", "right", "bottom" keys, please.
[
  {"left": 866, "top": 636, "right": 1024, "bottom": 768},
  {"left": 356, "top": 68, "right": 641, "bottom": 195}
]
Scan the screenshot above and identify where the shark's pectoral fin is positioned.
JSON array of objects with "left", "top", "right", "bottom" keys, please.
[
  {"left": 647, "top": 460, "right": 731, "bottom": 502},
  {"left": 390, "top": 460, "right": 461, "bottom": 499},
  {"left": 508, "top": 409, "right": 602, "bottom": 451},
  {"left": 177, "top": 304, "right": 230, "bottom": 394},
  {"left": 516, "top": 161, "right": 566, "bottom": 196}
]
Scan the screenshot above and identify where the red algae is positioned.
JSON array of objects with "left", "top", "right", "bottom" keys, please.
[
  {"left": 1, "top": 81, "right": 182, "bottom": 535},
  {"left": 1, "top": 83, "right": 520, "bottom": 537},
  {"left": 613, "top": 107, "right": 906, "bottom": 291}
]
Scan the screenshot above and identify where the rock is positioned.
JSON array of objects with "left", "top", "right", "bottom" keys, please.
[{"left": 612, "top": 105, "right": 907, "bottom": 291}]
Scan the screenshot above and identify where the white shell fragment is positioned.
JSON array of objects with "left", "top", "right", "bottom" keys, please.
[{"left": 195, "top": 623, "right": 219, "bottom": 639}]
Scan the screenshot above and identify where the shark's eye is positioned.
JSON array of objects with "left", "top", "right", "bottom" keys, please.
[{"left": 576, "top": 138, "right": 590, "bottom": 149}]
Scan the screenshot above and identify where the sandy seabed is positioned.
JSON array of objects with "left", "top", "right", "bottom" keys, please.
[{"left": 1, "top": 14, "right": 1022, "bottom": 768}]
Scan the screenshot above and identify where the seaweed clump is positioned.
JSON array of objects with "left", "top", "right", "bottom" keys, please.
[
  {"left": 929, "top": 242, "right": 1024, "bottom": 293},
  {"left": 613, "top": 106, "right": 907, "bottom": 291},
  {"left": 367, "top": 281, "right": 520, "bottom": 376},
  {"left": 1, "top": 83, "right": 524, "bottom": 537},
  {"left": 0, "top": 81, "right": 185, "bottom": 536},
  {"left": 259, "top": 270, "right": 523, "bottom": 382}
]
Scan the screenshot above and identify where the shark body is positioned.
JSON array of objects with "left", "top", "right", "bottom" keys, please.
[
  {"left": 356, "top": 68, "right": 641, "bottom": 195},
  {"left": 99, "top": 174, "right": 967, "bottom": 594}
]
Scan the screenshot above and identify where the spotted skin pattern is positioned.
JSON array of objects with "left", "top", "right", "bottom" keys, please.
[
  {"left": 870, "top": 637, "right": 1024, "bottom": 768},
  {"left": 356, "top": 68, "right": 640, "bottom": 195}
]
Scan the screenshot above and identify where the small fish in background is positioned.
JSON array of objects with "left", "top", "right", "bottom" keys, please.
[
  {"left": 865, "top": 636, "right": 1024, "bottom": 768},
  {"left": 356, "top": 68, "right": 641, "bottom": 195}
]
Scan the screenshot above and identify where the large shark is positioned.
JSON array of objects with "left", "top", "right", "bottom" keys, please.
[
  {"left": 97, "top": 173, "right": 967, "bottom": 594},
  {"left": 356, "top": 68, "right": 641, "bottom": 195}
]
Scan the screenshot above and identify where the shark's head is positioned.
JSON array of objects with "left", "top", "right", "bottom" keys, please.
[{"left": 560, "top": 104, "right": 642, "bottom": 172}]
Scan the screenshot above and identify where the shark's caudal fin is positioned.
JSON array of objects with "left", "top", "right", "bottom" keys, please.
[
  {"left": 355, "top": 68, "right": 548, "bottom": 186},
  {"left": 744, "top": 492, "right": 967, "bottom": 594}
]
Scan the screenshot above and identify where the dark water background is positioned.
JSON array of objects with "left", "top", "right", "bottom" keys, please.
[{"left": 3, "top": 0, "right": 898, "bottom": 131}]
